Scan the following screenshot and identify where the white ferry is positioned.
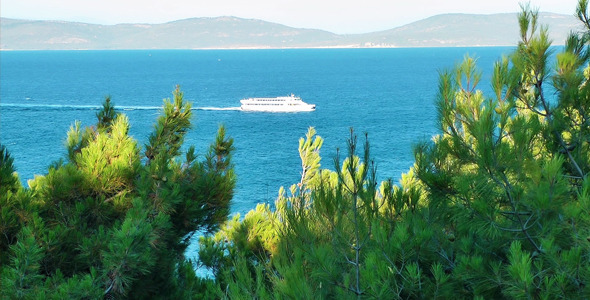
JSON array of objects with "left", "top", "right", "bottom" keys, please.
[{"left": 240, "top": 94, "right": 315, "bottom": 112}]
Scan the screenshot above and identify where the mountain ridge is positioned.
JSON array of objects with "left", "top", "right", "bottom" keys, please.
[{"left": 0, "top": 13, "right": 582, "bottom": 50}]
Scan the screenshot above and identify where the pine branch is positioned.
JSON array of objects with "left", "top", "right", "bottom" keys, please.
[{"left": 496, "top": 170, "right": 543, "bottom": 253}]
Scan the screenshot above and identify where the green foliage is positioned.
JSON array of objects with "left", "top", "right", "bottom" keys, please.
[
  {"left": 144, "top": 85, "right": 192, "bottom": 163},
  {"left": 96, "top": 95, "right": 119, "bottom": 132},
  {"left": 1, "top": 226, "right": 45, "bottom": 298},
  {"left": 298, "top": 127, "right": 323, "bottom": 188},
  {"left": 0, "top": 88, "right": 235, "bottom": 299},
  {"left": 0, "top": 143, "right": 20, "bottom": 195},
  {"left": 76, "top": 114, "right": 140, "bottom": 198},
  {"left": 199, "top": 2, "right": 590, "bottom": 299},
  {"left": 0, "top": 144, "right": 26, "bottom": 265},
  {"left": 201, "top": 127, "right": 436, "bottom": 298}
]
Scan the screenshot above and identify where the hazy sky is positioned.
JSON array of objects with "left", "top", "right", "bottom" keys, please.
[{"left": 1, "top": 0, "right": 581, "bottom": 34}]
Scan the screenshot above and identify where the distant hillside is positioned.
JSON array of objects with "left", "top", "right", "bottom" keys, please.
[
  {"left": 0, "top": 17, "right": 344, "bottom": 50},
  {"left": 353, "top": 13, "right": 582, "bottom": 47},
  {"left": 0, "top": 13, "right": 582, "bottom": 50}
]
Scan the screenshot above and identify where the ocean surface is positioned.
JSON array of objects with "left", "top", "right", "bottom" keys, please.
[{"left": 0, "top": 48, "right": 513, "bottom": 215}]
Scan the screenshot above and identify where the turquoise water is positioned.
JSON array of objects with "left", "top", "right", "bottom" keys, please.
[{"left": 0, "top": 48, "right": 512, "bottom": 214}]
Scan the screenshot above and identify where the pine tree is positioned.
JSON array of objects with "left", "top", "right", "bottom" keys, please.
[
  {"left": 413, "top": 3, "right": 590, "bottom": 298},
  {"left": 0, "top": 144, "right": 24, "bottom": 265},
  {"left": 0, "top": 87, "right": 236, "bottom": 299},
  {"left": 96, "top": 96, "right": 119, "bottom": 132}
]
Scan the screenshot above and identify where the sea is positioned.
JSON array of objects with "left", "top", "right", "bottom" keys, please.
[{"left": 0, "top": 48, "right": 514, "bottom": 216}]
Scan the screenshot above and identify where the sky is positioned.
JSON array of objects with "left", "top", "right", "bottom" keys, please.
[{"left": 0, "top": 0, "right": 582, "bottom": 34}]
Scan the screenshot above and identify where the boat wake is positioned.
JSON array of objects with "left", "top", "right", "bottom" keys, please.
[
  {"left": 1, "top": 103, "right": 103, "bottom": 110},
  {"left": 1, "top": 103, "right": 241, "bottom": 112},
  {"left": 197, "top": 107, "right": 241, "bottom": 111}
]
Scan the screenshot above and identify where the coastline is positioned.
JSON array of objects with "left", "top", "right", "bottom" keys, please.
[{"left": 0, "top": 44, "right": 526, "bottom": 51}]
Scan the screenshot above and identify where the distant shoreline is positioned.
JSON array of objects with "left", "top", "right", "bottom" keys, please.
[
  {"left": 1, "top": 13, "right": 578, "bottom": 50},
  {"left": 0, "top": 45, "right": 526, "bottom": 51}
]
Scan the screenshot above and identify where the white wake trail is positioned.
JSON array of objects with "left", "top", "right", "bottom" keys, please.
[{"left": 1, "top": 103, "right": 242, "bottom": 111}]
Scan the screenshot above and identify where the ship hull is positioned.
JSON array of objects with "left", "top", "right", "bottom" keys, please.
[{"left": 240, "top": 105, "right": 315, "bottom": 112}]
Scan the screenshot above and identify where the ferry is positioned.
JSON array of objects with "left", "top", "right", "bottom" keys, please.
[{"left": 240, "top": 94, "right": 315, "bottom": 112}]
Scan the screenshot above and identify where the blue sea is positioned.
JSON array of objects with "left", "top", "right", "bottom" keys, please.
[{"left": 0, "top": 48, "right": 513, "bottom": 215}]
